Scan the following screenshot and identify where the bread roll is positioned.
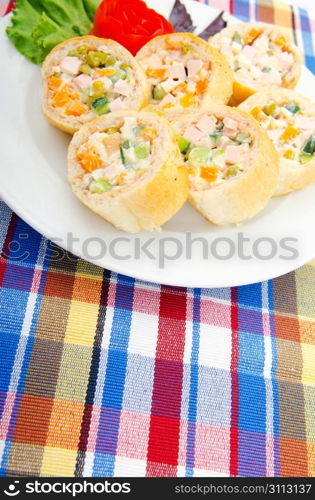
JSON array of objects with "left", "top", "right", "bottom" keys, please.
[
  {"left": 171, "top": 105, "right": 279, "bottom": 225},
  {"left": 42, "top": 36, "right": 150, "bottom": 134},
  {"left": 68, "top": 110, "right": 189, "bottom": 232},
  {"left": 136, "top": 32, "right": 233, "bottom": 114},
  {"left": 239, "top": 89, "right": 315, "bottom": 195},
  {"left": 209, "top": 22, "right": 302, "bottom": 105}
]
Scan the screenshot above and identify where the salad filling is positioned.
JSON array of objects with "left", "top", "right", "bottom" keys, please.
[
  {"left": 213, "top": 27, "right": 295, "bottom": 87},
  {"left": 138, "top": 40, "right": 211, "bottom": 110},
  {"left": 176, "top": 114, "right": 253, "bottom": 190},
  {"left": 48, "top": 44, "right": 137, "bottom": 121},
  {"left": 77, "top": 117, "right": 157, "bottom": 194},
  {"left": 250, "top": 101, "right": 315, "bottom": 165}
]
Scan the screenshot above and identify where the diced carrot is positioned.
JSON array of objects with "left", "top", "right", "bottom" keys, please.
[
  {"left": 164, "top": 37, "right": 182, "bottom": 50},
  {"left": 283, "top": 149, "right": 295, "bottom": 159},
  {"left": 200, "top": 166, "right": 218, "bottom": 183},
  {"left": 52, "top": 90, "right": 71, "bottom": 108},
  {"left": 172, "top": 82, "right": 187, "bottom": 96},
  {"left": 196, "top": 80, "right": 208, "bottom": 96},
  {"left": 51, "top": 84, "right": 79, "bottom": 108},
  {"left": 48, "top": 75, "right": 62, "bottom": 91},
  {"left": 139, "top": 127, "right": 157, "bottom": 143},
  {"left": 250, "top": 106, "right": 266, "bottom": 121},
  {"left": 180, "top": 92, "right": 196, "bottom": 108},
  {"left": 65, "top": 101, "right": 88, "bottom": 116},
  {"left": 146, "top": 68, "right": 167, "bottom": 79},
  {"left": 274, "top": 35, "right": 291, "bottom": 52},
  {"left": 77, "top": 148, "right": 103, "bottom": 173},
  {"left": 280, "top": 125, "right": 299, "bottom": 142},
  {"left": 243, "top": 28, "right": 262, "bottom": 45},
  {"left": 96, "top": 68, "right": 116, "bottom": 77}
]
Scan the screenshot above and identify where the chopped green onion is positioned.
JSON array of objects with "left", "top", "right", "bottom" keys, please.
[
  {"left": 109, "top": 68, "right": 127, "bottom": 83},
  {"left": 284, "top": 102, "right": 301, "bottom": 114},
  {"left": 122, "top": 140, "right": 132, "bottom": 149},
  {"left": 120, "top": 146, "right": 126, "bottom": 164},
  {"left": 178, "top": 136, "right": 191, "bottom": 154},
  {"left": 134, "top": 143, "right": 150, "bottom": 159},
  {"left": 91, "top": 97, "right": 110, "bottom": 115},
  {"left": 236, "top": 133, "right": 251, "bottom": 144},
  {"left": 188, "top": 148, "right": 212, "bottom": 165},
  {"left": 299, "top": 153, "right": 313, "bottom": 165},
  {"left": 152, "top": 86, "right": 166, "bottom": 101},
  {"left": 262, "top": 68, "right": 272, "bottom": 73},
  {"left": 302, "top": 135, "right": 315, "bottom": 155},
  {"left": 209, "top": 130, "right": 222, "bottom": 147},
  {"left": 216, "top": 120, "right": 224, "bottom": 131},
  {"left": 232, "top": 31, "right": 242, "bottom": 45},
  {"left": 89, "top": 179, "right": 112, "bottom": 194}
]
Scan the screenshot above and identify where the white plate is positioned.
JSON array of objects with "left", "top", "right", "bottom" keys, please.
[{"left": 0, "top": 0, "right": 315, "bottom": 288}]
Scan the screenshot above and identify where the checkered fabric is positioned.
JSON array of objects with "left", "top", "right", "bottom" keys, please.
[{"left": 0, "top": 0, "right": 315, "bottom": 477}]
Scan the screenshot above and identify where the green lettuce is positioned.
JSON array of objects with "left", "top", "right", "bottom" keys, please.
[{"left": 6, "top": 0, "right": 102, "bottom": 64}]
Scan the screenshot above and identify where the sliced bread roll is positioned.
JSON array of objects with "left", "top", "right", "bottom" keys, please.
[
  {"left": 239, "top": 89, "right": 315, "bottom": 195},
  {"left": 136, "top": 32, "right": 233, "bottom": 114},
  {"left": 42, "top": 36, "right": 150, "bottom": 134},
  {"left": 68, "top": 110, "right": 189, "bottom": 232},
  {"left": 209, "top": 22, "right": 302, "bottom": 106},
  {"left": 171, "top": 105, "right": 279, "bottom": 225}
]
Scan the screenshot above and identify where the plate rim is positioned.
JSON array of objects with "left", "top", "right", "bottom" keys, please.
[{"left": 1, "top": 2, "right": 315, "bottom": 288}]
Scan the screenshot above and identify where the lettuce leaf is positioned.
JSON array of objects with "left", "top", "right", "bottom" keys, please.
[{"left": 6, "top": 0, "right": 102, "bottom": 64}]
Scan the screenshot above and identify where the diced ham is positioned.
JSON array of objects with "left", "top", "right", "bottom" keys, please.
[
  {"left": 196, "top": 115, "right": 216, "bottom": 134},
  {"left": 242, "top": 45, "right": 258, "bottom": 61},
  {"left": 223, "top": 117, "right": 238, "bottom": 131},
  {"left": 114, "top": 79, "right": 131, "bottom": 96},
  {"left": 187, "top": 81, "right": 196, "bottom": 93},
  {"left": 159, "top": 93, "right": 176, "bottom": 108},
  {"left": 267, "top": 129, "right": 284, "bottom": 142},
  {"left": 277, "top": 51, "right": 293, "bottom": 71},
  {"left": 109, "top": 97, "right": 124, "bottom": 112},
  {"left": 187, "top": 59, "right": 202, "bottom": 79},
  {"left": 224, "top": 145, "right": 245, "bottom": 164},
  {"left": 295, "top": 116, "right": 315, "bottom": 130},
  {"left": 60, "top": 56, "right": 82, "bottom": 76},
  {"left": 252, "top": 34, "right": 269, "bottom": 51},
  {"left": 169, "top": 63, "right": 186, "bottom": 81},
  {"left": 183, "top": 125, "right": 204, "bottom": 143},
  {"left": 73, "top": 74, "right": 92, "bottom": 90}
]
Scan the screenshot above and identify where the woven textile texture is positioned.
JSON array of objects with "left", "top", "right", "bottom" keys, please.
[{"left": 0, "top": 0, "right": 314, "bottom": 477}]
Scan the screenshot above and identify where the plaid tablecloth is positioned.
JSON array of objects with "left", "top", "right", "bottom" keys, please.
[{"left": 0, "top": 0, "right": 314, "bottom": 478}]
